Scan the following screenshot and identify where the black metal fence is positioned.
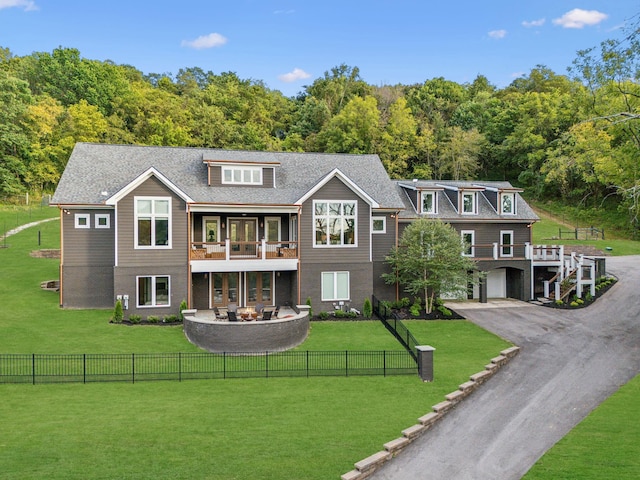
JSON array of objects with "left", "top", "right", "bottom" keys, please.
[
  {"left": 0, "top": 351, "right": 417, "bottom": 385},
  {"left": 372, "top": 296, "right": 420, "bottom": 362}
]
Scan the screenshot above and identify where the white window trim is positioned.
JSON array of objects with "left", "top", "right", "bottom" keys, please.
[
  {"left": 421, "top": 191, "right": 437, "bottom": 214},
  {"left": 372, "top": 216, "right": 386, "bottom": 234},
  {"left": 461, "top": 192, "right": 478, "bottom": 215},
  {"left": 202, "top": 216, "right": 221, "bottom": 243},
  {"left": 95, "top": 213, "right": 110, "bottom": 229},
  {"left": 313, "top": 200, "right": 358, "bottom": 248},
  {"left": 321, "top": 271, "right": 350, "bottom": 301},
  {"left": 500, "top": 230, "right": 514, "bottom": 257},
  {"left": 136, "top": 275, "right": 171, "bottom": 308},
  {"left": 75, "top": 213, "right": 90, "bottom": 229},
  {"left": 461, "top": 230, "right": 475, "bottom": 257},
  {"left": 134, "top": 196, "right": 172, "bottom": 249},
  {"left": 500, "top": 193, "right": 517, "bottom": 215},
  {"left": 265, "top": 217, "right": 282, "bottom": 241},
  {"left": 221, "top": 166, "right": 263, "bottom": 185}
]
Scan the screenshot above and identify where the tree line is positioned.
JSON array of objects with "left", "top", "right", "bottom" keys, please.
[{"left": 0, "top": 22, "right": 638, "bottom": 233}]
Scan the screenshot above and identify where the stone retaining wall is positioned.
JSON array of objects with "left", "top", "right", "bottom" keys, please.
[{"left": 341, "top": 346, "right": 520, "bottom": 480}]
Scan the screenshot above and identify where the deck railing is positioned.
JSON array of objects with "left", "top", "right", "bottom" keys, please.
[
  {"left": 0, "top": 351, "right": 416, "bottom": 384},
  {"left": 190, "top": 240, "right": 298, "bottom": 260}
]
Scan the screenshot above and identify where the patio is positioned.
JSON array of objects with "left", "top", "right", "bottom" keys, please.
[{"left": 183, "top": 305, "right": 310, "bottom": 353}]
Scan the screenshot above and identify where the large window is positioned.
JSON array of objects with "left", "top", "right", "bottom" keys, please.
[
  {"left": 135, "top": 197, "right": 171, "bottom": 248},
  {"left": 500, "top": 230, "right": 514, "bottom": 257},
  {"left": 421, "top": 191, "right": 437, "bottom": 214},
  {"left": 137, "top": 275, "right": 170, "bottom": 307},
  {"left": 500, "top": 193, "right": 516, "bottom": 215},
  {"left": 461, "top": 192, "right": 477, "bottom": 215},
  {"left": 222, "top": 166, "right": 262, "bottom": 185},
  {"left": 461, "top": 230, "right": 475, "bottom": 257},
  {"left": 321, "top": 271, "right": 350, "bottom": 301},
  {"left": 314, "top": 201, "right": 356, "bottom": 247}
]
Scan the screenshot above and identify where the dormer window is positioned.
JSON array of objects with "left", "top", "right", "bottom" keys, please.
[
  {"left": 421, "top": 191, "right": 437, "bottom": 214},
  {"left": 500, "top": 193, "right": 516, "bottom": 215},
  {"left": 222, "top": 166, "right": 262, "bottom": 185},
  {"left": 461, "top": 192, "right": 477, "bottom": 215}
]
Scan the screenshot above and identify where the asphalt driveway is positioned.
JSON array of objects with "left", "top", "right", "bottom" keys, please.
[{"left": 371, "top": 255, "right": 640, "bottom": 480}]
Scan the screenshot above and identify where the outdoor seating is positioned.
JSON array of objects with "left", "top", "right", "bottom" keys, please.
[
  {"left": 273, "top": 306, "right": 280, "bottom": 318},
  {"left": 213, "top": 306, "right": 227, "bottom": 319},
  {"left": 227, "top": 311, "right": 238, "bottom": 322},
  {"left": 255, "top": 302, "right": 264, "bottom": 314},
  {"left": 261, "top": 310, "right": 272, "bottom": 321},
  {"left": 227, "top": 303, "right": 238, "bottom": 313}
]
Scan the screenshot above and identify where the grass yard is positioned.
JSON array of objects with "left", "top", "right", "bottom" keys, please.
[
  {"left": 0, "top": 208, "right": 511, "bottom": 479},
  {"left": 531, "top": 208, "right": 640, "bottom": 256},
  {"left": 523, "top": 374, "right": 640, "bottom": 480}
]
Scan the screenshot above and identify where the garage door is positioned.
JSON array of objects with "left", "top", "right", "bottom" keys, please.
[{"left": 487, "top": 269, "right": 507, "bottom": 298}]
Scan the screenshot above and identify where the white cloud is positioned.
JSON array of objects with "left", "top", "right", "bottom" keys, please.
[
  {"left": 0, "top": 0, "right": 38, "bottom": 11},
  {"left": 553, "top": 9, "right": 608, "bottom": 29},
  {"left": 522, "top": 18, "right": 545, "bottom": 28},
  {"left": 181, "top": 33, "right": 228, "bottom": 50},
  {"left": 488, "top": 29, "right": 507, "bottom": 39},
  {"left": 278, "top": 68, "right": 311, "bottom": 83}
]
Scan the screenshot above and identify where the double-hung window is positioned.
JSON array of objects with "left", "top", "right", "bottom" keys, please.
[
  {"left": 461, "top": 192, "right": 477, "bottom": 215},
  {"left": 314, "top": 200, "right": 356, "bottom": 246},
  {"left": 500, "top": 193, "right": 516, "bottom": 215},
  {"left": 321, "top": 272, "right": 350, "bottom": 301},
  {"left": 135, "top": 197, "right": 171, "bottom": 248},
  {"left": 500, "top": 230, "right": 514, "bottom": 257},
  {"left": 137, "top": 275, "right": 170, "bottom": 307},
  {"left": 421, "top": 191, "right": 437, "bottom": 214},
  {"left": 461, "top": 230, "right": 475, "bottom": 257}
]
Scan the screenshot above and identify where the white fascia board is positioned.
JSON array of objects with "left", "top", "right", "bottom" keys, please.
[
  {"left": 295, "top": 168, "right": 379, "bottom": 207},
  {"left": 105, "top": 167, "right": 194, "bottom": 205},
  {"left": 189, "top": 204, "right": 298, "bottom": 214}
]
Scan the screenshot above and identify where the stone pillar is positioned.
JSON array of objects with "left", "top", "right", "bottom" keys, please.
[
  {"left": 479, "top": 275, "right": 488, "bottom": 303},
  {"left": 416, "top": 345, "right": 435, "bottom": 382}
]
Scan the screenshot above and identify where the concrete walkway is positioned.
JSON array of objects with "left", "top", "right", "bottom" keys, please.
[
  {"left": 0, "top": 217, "right": 57, "bottom": 241},
  {"left": 371, "top": 255, "right": 640, "bottom": 479}
]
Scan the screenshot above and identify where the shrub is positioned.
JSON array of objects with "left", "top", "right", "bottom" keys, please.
[
  {"left": 112, "top": 300, "right": 123, "bottom": 323},
  {"left": 409, "top": 299, "right": 422, "bottom": 317},
  {"left": 163, "top": 314, "right": 179, "bottom": 323},
  {"left": 318, "top": 311, "right": 329, "bottom": 320},
  {"left": 306, "top": 297, "right": 313, "bottom": 318},
  {"left": 362, "top": 298, "right": 372, "bottom": 319},
  {"left": 570, "top": 301, "right": 579, "bottom": 307},
  {"left": 179, "top": 299, "right": 188, "bottom": 320},
  {"left": 437, "top": 305, "right": 453, "bottom": 317},
  {"left": 576, "top": 298, "right": 584, "bottom": 305},
  {"left": 555, "top": 300, "right": 564, "bottom": 306},
  {"left": 334, "top": 309, "right": 345, "bottom": 318},
  {"left": 128, "top": 314, "right": 141, "bottom": 324},
  {"left": 585, "top": 292, "right": 593, "bottom": 302},
  {"left": 147, "top": 315, "right": 159, "bottom": 323}
]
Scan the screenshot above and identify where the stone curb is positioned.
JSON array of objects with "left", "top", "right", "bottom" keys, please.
[{"left": 340, "top": 345, "right": 520, "bottom": 480}]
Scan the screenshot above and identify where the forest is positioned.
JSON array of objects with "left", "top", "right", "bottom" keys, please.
[{"left": 1, "top": 23, "right": 639, "bottom": 235}]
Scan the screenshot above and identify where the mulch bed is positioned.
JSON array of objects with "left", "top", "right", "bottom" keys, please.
[{"left": 541, "top": 277, "right": 617, "bottom": 309}]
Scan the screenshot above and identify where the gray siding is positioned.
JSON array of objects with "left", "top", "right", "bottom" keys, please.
[
  {"left": 114, "top": 265, "right": 188, "bottom": 318},
  {"left": 62, "top": 265, "right": 113, "bottom": 308},
  {"left": 372, "top": 213, "right": 396, "bottom": 261},
  {"left": 60, "top": 208, "right": 114, "bottom": 308},
  {"left": 299, "top": 177, "right": 371, "bottom": 264},
  {"left": 116, "top": 176, "right": 188, "bottom": 266},
  {"left": 301, "top": 262, "right": 373, "bottom": 314},
  {"left": 207, "top": 165, "right": 274, "bottom": 188}
]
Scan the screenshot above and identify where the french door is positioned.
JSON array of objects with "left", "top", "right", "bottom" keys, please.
[
  {"left": 246, "top": 272, "right": 273, "bottom": 306},
  {"left": 229, "top": 218, "right": 257, "bottom": 256},
  {"left": 210, "top": 273, "right": 239, "bottom": 307}
]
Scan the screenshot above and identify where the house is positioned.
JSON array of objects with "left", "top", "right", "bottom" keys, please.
[
  {"left": 52, "top": 143, "right": 570, "bottom": 319},
  {"left": 51, "top": 143, "right": 405, "bottom": 318},
  {"left": 394, "top": 179, "right": 540, "bottom": 302}
]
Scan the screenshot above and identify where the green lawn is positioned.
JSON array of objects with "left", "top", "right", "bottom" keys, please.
[
  {"left": 0, "top": 210, "right": 511, "bottom": 479},
  {"left": 523, "top": 374, "right": 640, "bottom": 480},
  {"left": 531, "top": 208, "right": 640, "bottom": 256}
]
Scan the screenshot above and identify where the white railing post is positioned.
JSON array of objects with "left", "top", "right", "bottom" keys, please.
[
  {"left": 543, "top": 280, "right": 549, "bottom": 298},
  {"left": 554, "top": 281, "right": 561, "bottom": 300},
  {"left": 493, "top": 242, "right": 498, "bottom": 260},
  {"left": 525, "top": 242, "right": 531, "bottom": 260},
  {"left": 261, "top": 239, "right": 266, "bottom": 259},
  {"left": 225, "top": 238, "right": 230, "bottom": 261}
]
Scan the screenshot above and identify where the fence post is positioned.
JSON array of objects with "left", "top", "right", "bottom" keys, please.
[
  {"left": 32, "top": 353, "right": 36, "bottom": 385},
  {"left": 132, "top": 353, "right": 135, "bottom": 384},
  {"left": 383, "top": 351, "right": 386, "bottom": 377},
  {"left": 416, "top": 346, "right": 435, "bottom": 382},
  {"left": 306, "top": 351, "right": 309, "bottom": 377},
  {"left": 178, "top": 352, "right": 182, "bottom": 382},
  {"left": 83, "top": 354, "right": 86, "bottom": 384},
  {"left": 345, "top": 350, "right": 348, "bottom": 377},
  {"left": 265, "top": 351, "right": 269, "bottom": 378}
]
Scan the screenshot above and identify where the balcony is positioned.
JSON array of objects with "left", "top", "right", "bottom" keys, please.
[{"left": 190, "top": 239, "right": 298, "bottom": 273}]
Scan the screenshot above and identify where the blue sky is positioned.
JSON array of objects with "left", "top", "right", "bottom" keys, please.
[{"left": 1, "top": 1, "right": 638, "bottom": 97}]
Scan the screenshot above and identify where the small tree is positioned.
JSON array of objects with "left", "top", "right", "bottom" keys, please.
[
  {"left": 383, "top": 218, "right": 480, "bottom": 313},
  {"left": 362, "top": 297, "right": 372, "bottom": 318},
  {"left": 306, "top": 296, "right": 313, "bottom": 318},
  {"left": 179, "top": 299, "right": 188, "bottom": 320},
  {"left": 113, "top": 299, "right": 123, "bottom": 323}
]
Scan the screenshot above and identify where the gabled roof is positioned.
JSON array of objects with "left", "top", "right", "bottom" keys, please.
[
  {"left": 105, "top": 167, "right": 194, "bottom": 205},
  {"left": 295, "top": 168, "right": 379, "bottom": 207},
  {"left": 396, "top": 180, "right": 539, "bottom": 222},
  {"left": 51, "top": 143, "right": 406, "bottom": 210}
]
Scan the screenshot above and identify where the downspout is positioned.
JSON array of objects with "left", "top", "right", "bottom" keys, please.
[
  {"left": 297, "top": 205, "right": 301, "bottom": 306},
  {"left": 187, "top": 204, "right": 192, "bottom": 309},
  {"left": 59, "top": 207, "right": 64, "bottom": 308},
  {"left": 395, "top": 211, "right": 400, "bottom": 301}
]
